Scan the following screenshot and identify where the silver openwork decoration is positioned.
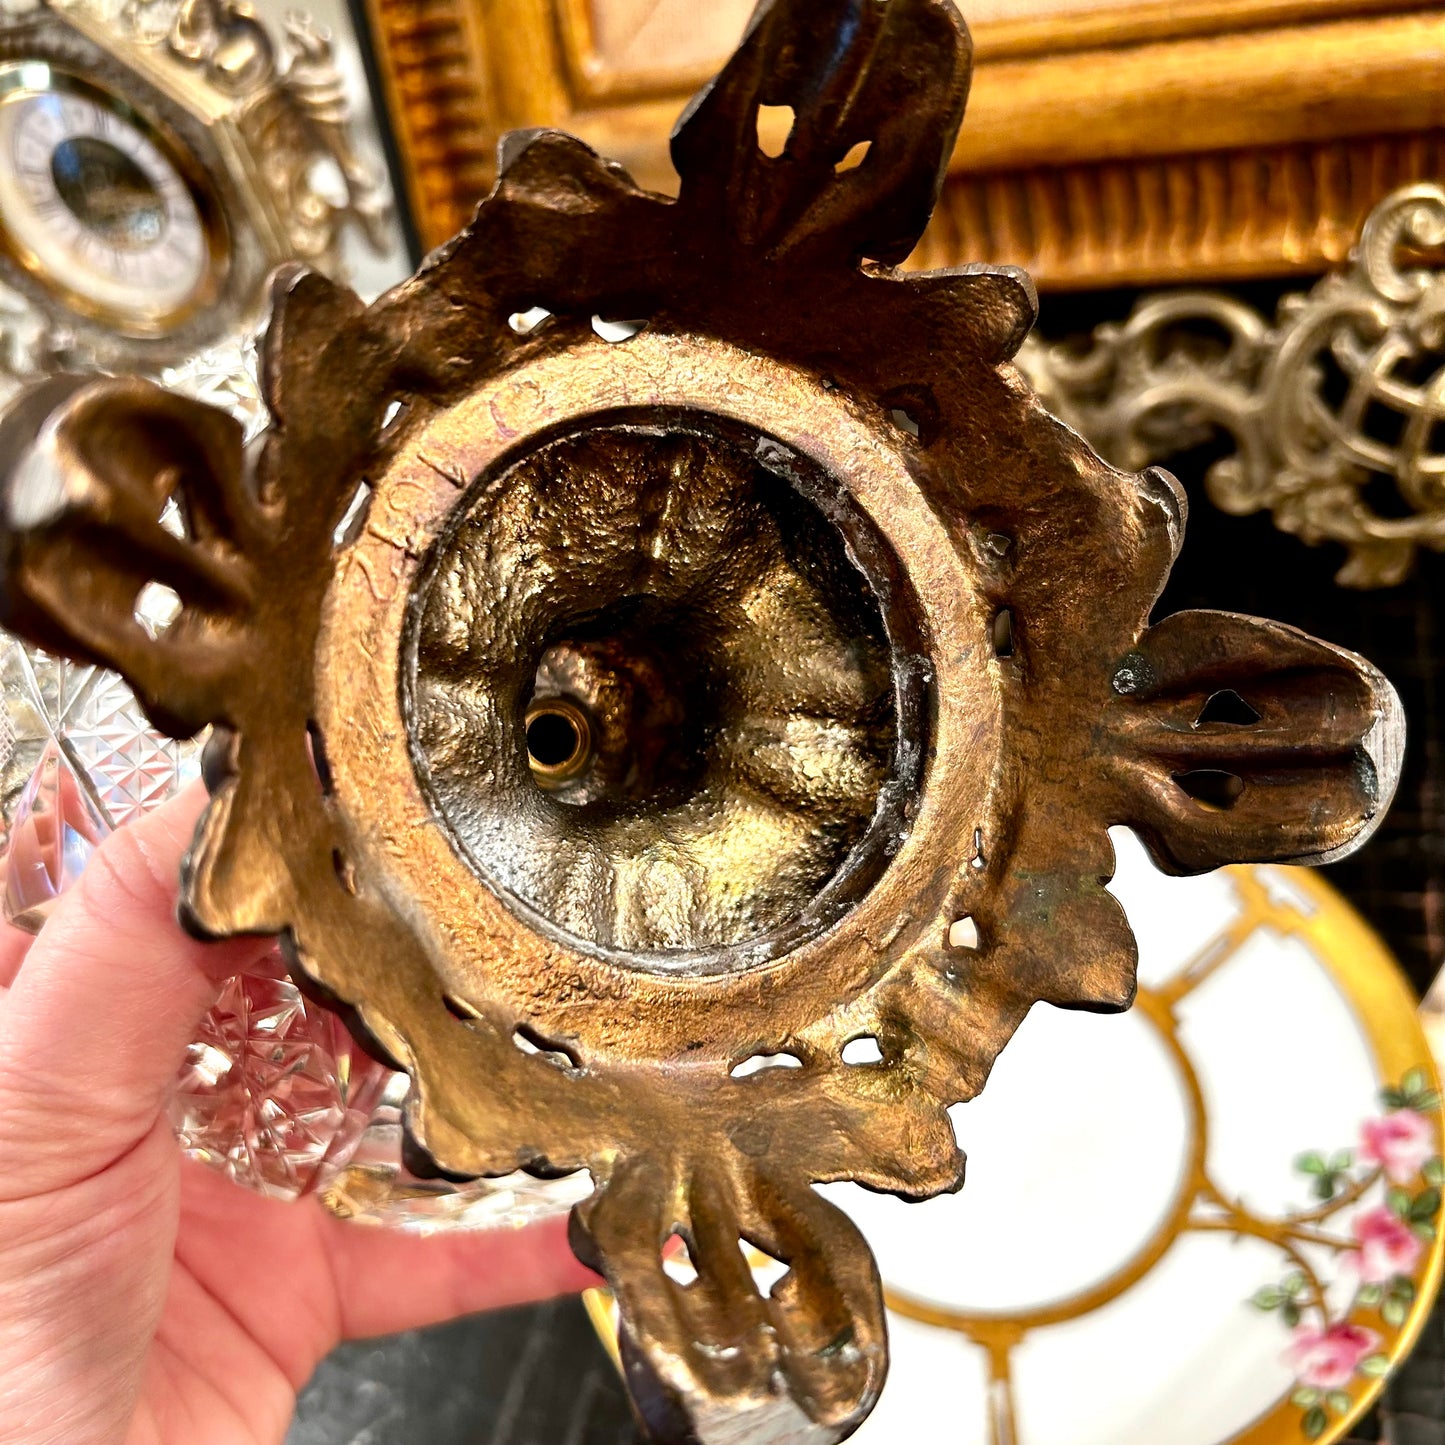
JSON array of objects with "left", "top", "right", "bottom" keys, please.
[
  {"left": 1021, "top": 183, "right": 1445, "bottom": 588},
  {"left": 162, "top": 0, "right": 389, "bottom": 260}
]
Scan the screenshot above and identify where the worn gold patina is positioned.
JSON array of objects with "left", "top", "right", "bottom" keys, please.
[
  {"left": 411, "top": 418, "right": 899, "bottom": 957},
  {"left": 585, "top": 866, "right": 1445, "bottom": 1445},
  {"left": 0, "top": 1, "right": 1407, "bottom": 1440}
]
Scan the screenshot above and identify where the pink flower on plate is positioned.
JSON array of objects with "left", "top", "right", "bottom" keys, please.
[
  {"left": 1351, "top": 1205, "right": 1424, "bottom": 1284},
  {"left": 1286, "top": 1321, "right": 1381, "bottom": 1390},
  {"left": 1359, "top": 1110, "right": 1435, "bottom": 1183}
]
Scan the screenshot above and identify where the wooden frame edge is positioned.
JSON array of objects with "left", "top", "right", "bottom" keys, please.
[{"left": 362, "top": 0, "right": 1445, "bottom": 288}]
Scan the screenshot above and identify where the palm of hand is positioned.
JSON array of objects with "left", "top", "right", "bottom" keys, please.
[{"left": 0, "top": 791, "right": 593, "bottom": 1445}]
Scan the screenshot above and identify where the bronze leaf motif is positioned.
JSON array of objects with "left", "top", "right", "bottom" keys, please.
[{"left": 0, "top": 2, "right": 1404, "bottom": 1441}]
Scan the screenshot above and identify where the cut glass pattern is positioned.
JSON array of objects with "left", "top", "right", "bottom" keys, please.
[
  {"left": 0, "top": 343, "right": 578, "bottom": 1223},
  {"left": 0, "top": 639, "right": 200, "bottom": 926},
  {"left": 173, "top": 953, "right": 392, "bottom": 1199},
  {"left": 0, "top": 628, "right": 573, "bottom": 1221}
]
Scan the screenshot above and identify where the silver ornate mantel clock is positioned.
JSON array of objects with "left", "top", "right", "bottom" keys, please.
[
  {"left": 0, "top": 0, "right": 386, "bottom": 386},
  {"left": 0, "top": 0, "right": 398, "bottom": 1201}
]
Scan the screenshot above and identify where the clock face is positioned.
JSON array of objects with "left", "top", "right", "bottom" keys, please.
[{"left": 0, "top": 65, "right": 226, "bottom": 333}]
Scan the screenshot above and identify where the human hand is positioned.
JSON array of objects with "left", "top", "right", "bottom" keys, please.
[{"left": 0, "top": 784, "right": 598, "bottom": 1445}]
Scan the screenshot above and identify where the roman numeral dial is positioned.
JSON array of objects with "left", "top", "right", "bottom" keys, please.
[{"left": 0, "top": 66, "right": 223, "bottom": 334}]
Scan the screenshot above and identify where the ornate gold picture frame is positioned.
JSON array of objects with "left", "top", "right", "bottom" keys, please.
[{"left": 362, "top": 0, "right": 1445, "bottom": 288}]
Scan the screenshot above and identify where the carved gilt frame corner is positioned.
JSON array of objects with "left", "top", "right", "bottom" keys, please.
[{"left": 360, "top": 0, "right": 1445, "bottom": 289}]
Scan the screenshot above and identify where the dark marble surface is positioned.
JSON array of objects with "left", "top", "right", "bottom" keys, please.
[
  {"left": 1354, "top": 1287, "right": 1445, "bottom": 1445},
  {"left": 287, "top": 1299, "right": 640, "bottom": 1445}
]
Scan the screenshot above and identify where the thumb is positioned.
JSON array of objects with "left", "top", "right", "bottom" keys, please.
[{"left": 0, "top": 781, "right": 272, "bottom": 1199}]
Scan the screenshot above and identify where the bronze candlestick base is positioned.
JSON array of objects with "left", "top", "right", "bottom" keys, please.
[{"left": 0, "top": 1, "right": 1403, "bottom": 1440}]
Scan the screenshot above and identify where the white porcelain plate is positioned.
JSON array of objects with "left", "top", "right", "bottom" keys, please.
[{"left": 590, "top": 833, "right": 1445, "bottom": 1445}]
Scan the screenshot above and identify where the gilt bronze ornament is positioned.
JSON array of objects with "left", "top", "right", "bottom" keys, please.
[{"left": 0, "top": 1, "right": 1406, "bottom": 1440}]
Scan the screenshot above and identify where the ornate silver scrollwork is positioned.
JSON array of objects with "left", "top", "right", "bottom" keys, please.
[
  {"left": 165, "top": 0, "right": 389, "bottom": 259},
  {"left": 1020, "top": 184, "right": 1445, "bottom": 588}
]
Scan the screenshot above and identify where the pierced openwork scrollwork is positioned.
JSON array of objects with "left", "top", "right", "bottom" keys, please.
[
  {"left": 1022, "top": 183, "right": 1445, "bottom": 589},
  {"left": 0, "top": 2, "right": 1405, "bottom": 1440}
]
